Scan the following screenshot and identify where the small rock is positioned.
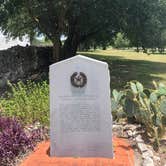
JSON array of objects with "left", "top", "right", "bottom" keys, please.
[
  {"left": 135, "top": 135, "right": 144, "bottom": 143},
  {"left": 137, "top": 143, "right": 148, "bottom": 153},
  {"left": 132, "top": 130, "right": 136, "bottom": 137},
  {"left": 135, "top": 130, "right": 145, "bottom": 135},
  {"left": 124, "top": 124, "right": 137, "bottom": 131},
  {"left": 112, "top": 124, "right": 123, "bottom": 131},
  {"left": 112, "top": 124, "right": 123, "bottom": 137},
  {"left": 142, "top": 149, "right": 153, "bottom": 159},
  {"left": 122, "top": 131, "right": 128, "bottom": 138},
  {"left": 126, "top": 130, "right": 133, "bottom": 137},
  {"left": 153, "top": 156, "right": 160, "bottom": 162},
  {"left": 142, "top": 157, "right": 154, "bottom": 166}
]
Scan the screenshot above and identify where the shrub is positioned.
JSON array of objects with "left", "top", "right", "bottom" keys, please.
[
  {"left": 0, "top": 116, "right": 45, "bottom": 166},
  {"left": 0, "top": 81, "right": 49, "bottom": 126},
  {"left": 112, "top": 81, "right": 166, "bottom": 151},
  {"left": 113, "top": 32, "right": 130, "bottom": 49}
]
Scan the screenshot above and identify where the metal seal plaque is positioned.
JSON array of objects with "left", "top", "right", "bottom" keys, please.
[{"left": 70, "top": 72, "right": 87, "bottom": 88}]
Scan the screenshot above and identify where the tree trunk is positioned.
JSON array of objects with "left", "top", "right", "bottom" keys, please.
[
  {"left": 52, "top": 40, "right": 61, "bottom": 62},
  {"left": 136, "top": 46, "right": 139, "bottom": 52},
  {"left": 142, "top": 46, "right": 147, "bottom": 53},
  {"left": 61, "top": 35, "right": 79, "bottom": 60}
]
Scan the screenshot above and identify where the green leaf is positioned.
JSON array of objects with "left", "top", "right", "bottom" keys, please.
[
  {"left": 136, "top": 82, "right": 144, "bottom": 92},
  {"left": 112, "top": 89, "right": 119, "bottom": 102},
  {"left": 111, "top": 99, "right": 118, "bottom": 111},
  {"left": 160, "top": 98, "right": 166, "bottom": 116},
  {"left": 130, "top": 82, "right": 138, "bottom": 94},
  {"left": 124, "top": 98, "right": 138, "bottom": 117},
  {"left": 112, "top": 90, "right": 124, "bottom": 102},
  {"left": 138, "top": 94, "right": 146, "bottom": 108},
  {"left": 159, "top": 83, "right": 165, "bottom": 88},
  {"left": 155, "top": 115, "right": 162, "bottom": 126},
  {"left": 150, "top": 92, "right": 158, "bottom": 103},
  {"left": 140, "top": 92, "right": 147, "bottom": 98},
  {"left": 158, "top": 87, "right": 166, "bottom": 96},
  {"left": 151, "top": 103, "right": 158, "bottom": 113},
  {"left": 117, "top": 91, "right": 124, "bottom": 102}
]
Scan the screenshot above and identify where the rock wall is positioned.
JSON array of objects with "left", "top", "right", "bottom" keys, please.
[{"left": 0, "top": 46, "right": 52, "bottom": 89}]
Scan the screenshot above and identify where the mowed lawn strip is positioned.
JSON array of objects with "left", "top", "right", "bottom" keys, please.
[{"left": 79, "top": 49, "right": 166, "bottom": 89}]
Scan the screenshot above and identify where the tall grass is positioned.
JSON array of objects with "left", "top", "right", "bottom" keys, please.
[{"left": 0, "top": 81, "right": 49, "bottom": 126}]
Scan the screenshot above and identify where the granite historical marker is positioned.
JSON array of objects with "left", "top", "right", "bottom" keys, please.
[{"left": 50, "top": 55, "right": 113, "bottom": 158}]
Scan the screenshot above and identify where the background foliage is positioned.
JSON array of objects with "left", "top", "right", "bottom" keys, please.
[
  {"left": 1, "top": 0, "right": 166, "bottom": 60},
  {"left": 0, "top": 81, "right": 49, "bottom": 126}
]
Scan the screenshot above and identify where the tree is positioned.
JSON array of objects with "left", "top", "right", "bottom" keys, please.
[
  {"left": 1, "top": 0, "right": 166, "bottom": 61},
  {"left": 78, "top": 29, "right": 117, "bottom": 51},
  {"left": 113, "top": 32, "right": 130, "bottom": 49},
  {"left": 122, "top": 0, "right": 166, "bottom": 52},
  {"left": 0, "top": 0, "right": 124, "bottom": 62}
]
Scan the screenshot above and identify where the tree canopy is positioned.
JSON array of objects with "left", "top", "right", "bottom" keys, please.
[
  {"left": 123, "top": 0, "right": 166, "bottom": 52},
  {"left": 0, "top": 0, "right": 166, "bottom": 61}
]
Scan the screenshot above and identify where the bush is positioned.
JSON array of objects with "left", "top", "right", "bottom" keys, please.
[
  {"left": 113, "top": 32, "right": 130, "bottom": 49},
  {"left": 0, "top": 116, "right": 44, "bottom": 166},
  {"left": 112, "top": 81, "right": 166, "bottom": 151},
  {"left": 0, "top": 81, "right": 49, "bottom": 126}
]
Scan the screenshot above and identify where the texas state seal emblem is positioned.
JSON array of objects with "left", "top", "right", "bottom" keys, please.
[{"left": 70, "top": 72, "right": 87, "bottom": 88}]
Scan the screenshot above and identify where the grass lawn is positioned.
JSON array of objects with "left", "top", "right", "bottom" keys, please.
[{"left": 79, "top": 49, "right": 166, "bottom": 89}]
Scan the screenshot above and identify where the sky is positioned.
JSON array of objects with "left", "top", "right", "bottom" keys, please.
[{"left": 0, "top": 32, "right": 30, "bottom": 50}]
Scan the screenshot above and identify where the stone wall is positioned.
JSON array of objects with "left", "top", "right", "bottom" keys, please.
[{"left": 0, "top": 45, "right": 52, "bottom": 89}]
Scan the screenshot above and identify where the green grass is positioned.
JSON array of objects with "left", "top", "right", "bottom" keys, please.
[{"left": 79, "top": 49, "right": 166, "bottom": 89}]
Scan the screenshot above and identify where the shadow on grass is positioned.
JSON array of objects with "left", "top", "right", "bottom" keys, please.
[
  {"left": 82, "top": 53, "right": 166, "bottom": 90},
  {"left": 151, "top": 52, "right": 166, "bottom": 55}
]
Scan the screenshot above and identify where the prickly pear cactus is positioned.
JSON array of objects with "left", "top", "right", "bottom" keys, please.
[
  {"left": 112, "top": 80, "right": 166, "bottom": 151},
  {"left": 160, "top": 98, "right": 166, "bottom": 116},
  {"left": 111, "top": 89, "right": 125, "bottom": 121}
]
